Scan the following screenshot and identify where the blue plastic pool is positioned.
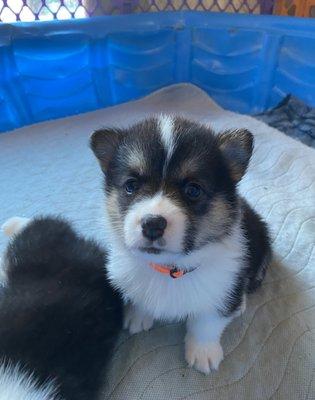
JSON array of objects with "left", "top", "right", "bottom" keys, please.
[{"left": 1, "top": 11, "right": 315, "bottom": 132}]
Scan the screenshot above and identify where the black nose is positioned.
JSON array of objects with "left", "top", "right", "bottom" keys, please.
[{"left": 141, "top": 215, "right": 167, "bottom": 241}]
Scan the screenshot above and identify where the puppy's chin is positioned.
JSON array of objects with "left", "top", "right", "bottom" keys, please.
[{"left": 130, "top": 247, "right": 182, "bottom": 265}]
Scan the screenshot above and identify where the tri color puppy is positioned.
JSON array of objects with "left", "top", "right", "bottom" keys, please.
[{"left": 91, "top": 116, "right": 271, "bottom": 374}]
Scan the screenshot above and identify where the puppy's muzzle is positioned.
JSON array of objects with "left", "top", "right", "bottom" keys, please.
[{"left": 141, "top": 214, "right": 167, "bottom": 241}]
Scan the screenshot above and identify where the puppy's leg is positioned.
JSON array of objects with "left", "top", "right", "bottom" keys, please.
[
  {"left": 123, "top": 303, "right": 154, "bottom": 335},
  {"left": 185, "top": 312, "right": 233, "bottom": 374},
  {"left": 1, "top": 217, "right": 30, "bottom": 237}
]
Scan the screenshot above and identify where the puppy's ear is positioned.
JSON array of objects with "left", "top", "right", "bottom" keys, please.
[
  {"left": 90, "top": 128, "right": 123, "bottom": 172},
  {"left": 216, "top": 129, "right": 253, "bottom": 183}
]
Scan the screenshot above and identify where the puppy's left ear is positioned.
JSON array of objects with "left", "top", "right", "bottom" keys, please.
[{"left": 216, "top": 129, "right": 253, "bottom": 183}]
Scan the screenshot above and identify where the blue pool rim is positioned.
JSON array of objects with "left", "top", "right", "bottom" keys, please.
[{"left": 1, "top": 11, "right": 315, "bottom": 132}]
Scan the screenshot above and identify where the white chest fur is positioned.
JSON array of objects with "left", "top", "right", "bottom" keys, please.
[{"left": 107, "top": 223, "right": 245, "bottom": 321}]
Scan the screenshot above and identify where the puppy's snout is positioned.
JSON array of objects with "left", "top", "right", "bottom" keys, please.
[{"left": 141, "top": 214, "right": 167, "bottom": 241}]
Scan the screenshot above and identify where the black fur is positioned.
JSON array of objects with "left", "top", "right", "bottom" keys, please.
[
  {"left": 220, "top": 199, "right": 272, "bottom": 316},
  {"left": 0, "top": 216, "right": 122, "bottom": 400},
  {"left": 242, "top": 200, "right": 272, "bottom": 293}
]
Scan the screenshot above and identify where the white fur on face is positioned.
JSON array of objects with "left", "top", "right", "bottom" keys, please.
[
  {"left": 0, "top": 362, "right": 58, "bottom": 400},
  {"left": 123, "top": 192, "right": 187, "bottom": 256}
]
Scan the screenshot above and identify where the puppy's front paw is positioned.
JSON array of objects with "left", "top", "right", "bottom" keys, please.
[
  {"left": 123, "top": 304, "right": 154, "bottom": 335},
  {"left": 185, "top": 337, "right": 223, "bottom": 374}
]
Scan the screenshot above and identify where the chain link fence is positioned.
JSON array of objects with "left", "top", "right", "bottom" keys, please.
[{"left": 0, "top": 0, "right": 275, "bottom": 22}]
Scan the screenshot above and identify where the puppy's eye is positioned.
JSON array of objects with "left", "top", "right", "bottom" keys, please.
[
  {"left": 125, "top": 179, "right": 139, "bottom": 195},
  {"left": 184, "top": 183, "right": 202, "bottom": 200}
]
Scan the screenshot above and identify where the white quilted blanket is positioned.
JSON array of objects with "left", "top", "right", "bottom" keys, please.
[{"left": 0, "top": 84, "right": 314, "bottom": 400}]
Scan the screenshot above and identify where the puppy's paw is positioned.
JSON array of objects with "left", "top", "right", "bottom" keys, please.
[
  {"left": 1, "top": 217, "right": 30, "bottom": 237},
  {"left": 185, "top": 337, "right": 223, "bottom": 374},
  {"left": 239, "top": 294, "right": 247, "bottom": 315},
  {"left": 235, "top": 294, "right": 247, "bottom": 318},
  {"left": 123, "top": 304, "right": 154, "bottom": 335}
]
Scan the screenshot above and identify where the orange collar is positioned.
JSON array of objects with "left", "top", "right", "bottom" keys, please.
[{"left": 149, "top": 262, "right": 196, "bottom": 279}]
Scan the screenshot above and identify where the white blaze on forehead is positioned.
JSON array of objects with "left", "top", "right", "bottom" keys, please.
[{"left": 158, "top": 115, "right": 175, "bottom": 160}]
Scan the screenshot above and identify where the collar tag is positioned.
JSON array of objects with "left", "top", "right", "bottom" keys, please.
[{"left": 170, "top": 267, "right": 185, "bottom": 279}]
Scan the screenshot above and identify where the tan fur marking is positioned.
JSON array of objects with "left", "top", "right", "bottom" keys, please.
[
  {"left": 178, "top": 157, "right": 203, "bottom": 177},
  {"left": 122, "top": 145, "right": 146, "bottom": 175},
  {"left": 106, "top": 190, "right": 124, "bottom": 239},
  {"left": 195, "top": 195, "right": 234, "bottom": 246}
]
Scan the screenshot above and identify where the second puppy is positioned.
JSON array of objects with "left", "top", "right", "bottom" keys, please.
[{"left": 0, "top": 216, "right": 122, "bottom": 400}]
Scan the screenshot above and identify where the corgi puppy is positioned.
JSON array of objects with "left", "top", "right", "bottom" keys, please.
[{"left": 91, "top": 116, "right": 271, "bottom": 374}]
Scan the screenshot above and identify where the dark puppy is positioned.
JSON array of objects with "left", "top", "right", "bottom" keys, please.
[
  {"left": 91, "top": 115, "right": 271, "bottom": 374},
  {"left": 0, "top": 216, "right": 122, "bottom": 400}
]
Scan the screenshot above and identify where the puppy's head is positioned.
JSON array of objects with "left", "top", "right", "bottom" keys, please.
[{"left": 91, "top": 116, "right": 253, "bottom": 262}]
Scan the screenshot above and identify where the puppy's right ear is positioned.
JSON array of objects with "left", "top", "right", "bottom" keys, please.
[{"left": 90, "top": 128, "right": 123, "bottom": 172}]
